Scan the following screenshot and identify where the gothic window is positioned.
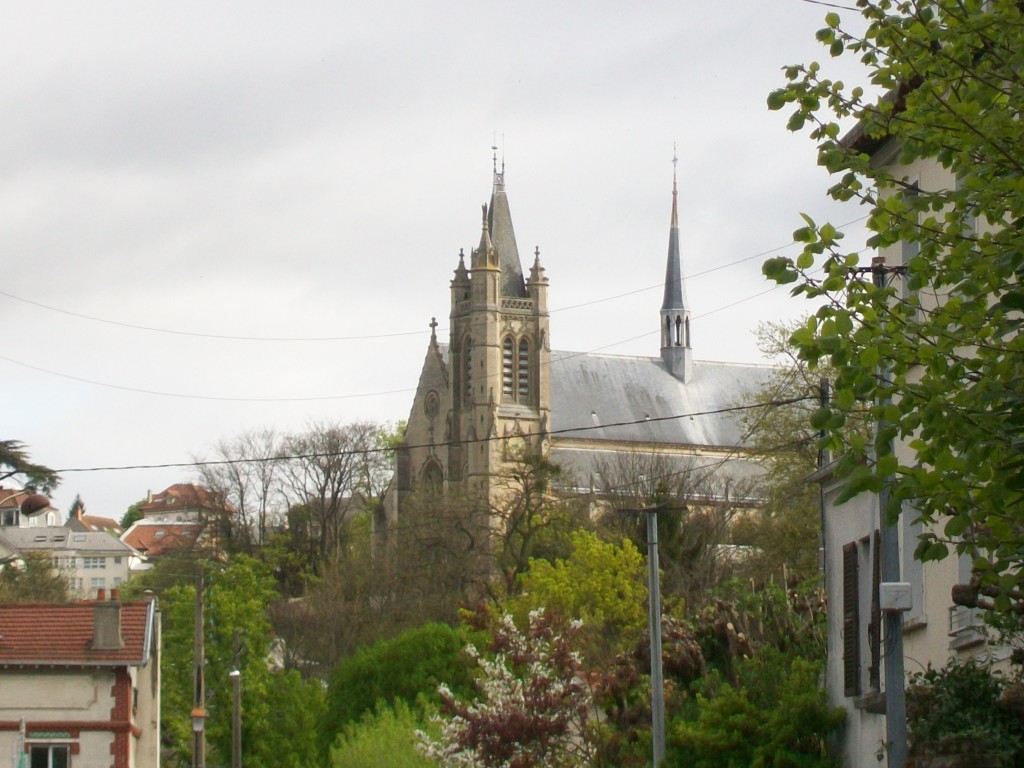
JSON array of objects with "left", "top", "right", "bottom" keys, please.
[
  {"left": 674, "top": 315, "right": 682, "bottom": 346},
  {"left": 421, "top": 460, "right": 443, "bottom": 492},
  {"left": 664, "top": 316, "right": 671, "bottom": 346},
  {"left": 502, "top": 337, "right": 515, "bottom": 396},
  {"left": 518, "top": 338, "right": 530, "bottom": 400}
]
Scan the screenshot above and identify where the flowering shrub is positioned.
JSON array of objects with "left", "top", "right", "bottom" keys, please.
[{"left": 418, "top": 610, "right": 595, "bottom": 768}]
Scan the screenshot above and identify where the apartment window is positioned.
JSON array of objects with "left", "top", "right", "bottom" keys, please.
[
  {"left": 31, "top": 745, "right": 69, "bottom": 768},
  {"left": 900, "top": 182, "right": 921, "bottom": 313},
  {"left": 955, "top": 174, "right": 977, "bottom": 236},
  {"left": 83, "top": 557, "right": 106, "bottom": 569}
]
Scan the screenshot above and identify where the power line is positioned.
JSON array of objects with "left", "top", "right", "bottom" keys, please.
[
  {"left": 0, "top": 216, "right": 868, "bottom": 342},
  {"left": 53, "top": 395, "right": 815, "bottom": 474}
]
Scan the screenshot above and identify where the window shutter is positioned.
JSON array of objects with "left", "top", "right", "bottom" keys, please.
[
  {"left": 868, "top": 530, "right": 882, "bottom": 691},
  {"left": 843, "top": 541, "right": 861, "bottom": 696}
]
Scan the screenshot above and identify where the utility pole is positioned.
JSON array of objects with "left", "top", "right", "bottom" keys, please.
[
  {"left": 192, "top": 563, "right": 206, "bottom": 768},
  {"left": 230, "top": 669, "right": 242, "bottom": 768},
  {"left": 869, "top": 256, "right": 908, "bottom": 768}
]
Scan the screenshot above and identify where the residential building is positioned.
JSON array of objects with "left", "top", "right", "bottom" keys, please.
[
  {"left": 0, "top": 527, "right": 136, "bottom": 598},
  {"left": 819, "top": 121, "right": 1005, "bottom": 767},
  {"left": 0, "top": 592, "right": 160, "bottom": 768}
]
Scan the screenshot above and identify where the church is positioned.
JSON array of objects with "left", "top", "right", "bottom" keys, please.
[{"left": 384, "top": 160, "right": 773, "bottom": 524}]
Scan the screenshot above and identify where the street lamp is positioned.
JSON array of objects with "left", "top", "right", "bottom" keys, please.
[
  {"left": 230, "top": 669, "right": 242, "bottom": 768},
  {"left": 190, "top": 707, "right": 207, "bottom": 734}
]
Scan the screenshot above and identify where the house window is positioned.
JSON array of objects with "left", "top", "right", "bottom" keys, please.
[
  {"left": 955, "top": 174, "right": 976, "bottom": 236},
  {"left": 114, "top": 556, "right": 123, "bottom": 564},
  {"left": 30, "top": 745, "right": 69, "bottom": 768},
  {"left": 90, "top": 577, "right": 106, "bottom": 590},
  {"left": 83, "top": 557, "right": 106, "bottom": 569}
]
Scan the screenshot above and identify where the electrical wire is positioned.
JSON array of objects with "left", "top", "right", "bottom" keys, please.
[{"left": 53, "top": 394, "right": 816, "bottom": 474}]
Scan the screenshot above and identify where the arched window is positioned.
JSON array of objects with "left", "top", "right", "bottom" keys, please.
[
  {"left": 674, "top": 315, "right": 683, "bottom": 347},
  {"left": 421, "top": 461, "right": 444, "bottom": 492},
  {"left": 502, "top": 337, "right": 515, "bottom": 396},
  {"left": 518, "top": 338, "right": 530, "bottom": 400}
]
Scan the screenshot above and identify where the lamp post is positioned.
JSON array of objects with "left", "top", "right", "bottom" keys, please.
[{"left": 230, "top": 670, "right": 241, "bottom": 768}]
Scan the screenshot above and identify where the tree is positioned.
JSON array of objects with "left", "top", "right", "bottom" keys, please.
[
  {"left": 0, "top": 551, "right": 71, "bottom": 602},
  {"left": 197, "top": 429, "right": 286, "bottom": 552},
  {"left": 0, "top": 440, "right": 59, "bottom": 493},
  {"left": 320, "top": 622, "right": 480, "bottom": 760},
  {"left": 763, "top": 1, "right": 1024, "bottom": 600},
  {"left": 734, "top": 320, "right": 868, "bottom": 584},
  {"left": 279, "top": 421, "right": 390, "bottom": 574},
  {"left": 419, "top": 611, "right": 596, "bottom": 768},
  {"left": 120, "top": 498, "right": 146, "bottom": 530},
  {"left": 155, "top": 555, "right": 323, "bottom": 768},
  {"left": 510, "top": 529, "right": 648, "bottom": 660}
]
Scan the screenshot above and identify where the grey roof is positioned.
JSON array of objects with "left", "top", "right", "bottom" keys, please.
[
  {"left": 662, "top": 187, "right": 687, "bottom": 313},
  {"left": 550, "top": 351, "right": 773, "bottom": 449},
  {"left": 488, "top": 175, "right": 527, "bottom": 298},
  {"left": 0, "top": 526, "right": 135, "bottom": 555}
]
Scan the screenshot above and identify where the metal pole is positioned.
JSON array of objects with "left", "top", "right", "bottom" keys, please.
[
  {"left": 230, "top": 670, "right": 242, "bottom": 768},
  {"left": 873, "top": 257, "right": 907, "bottom": 768},
  {"left": 646, "top": 508, "right": 665, "bottom": 767}
]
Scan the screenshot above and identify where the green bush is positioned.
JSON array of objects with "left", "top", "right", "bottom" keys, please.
[
  {"left": 320, "top": 622, "right": 479, "bottom": 760},
  {"left": 330, "top": 699, "right": 435, "bottom": 768}
]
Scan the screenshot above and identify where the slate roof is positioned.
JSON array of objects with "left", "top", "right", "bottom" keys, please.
[
  {"left": 549, "top": 351, "right": 773, "bottom": 448},
  {"left": 0, "top": 599, "right": 155, "bottom": 666},
  {"left": 0, "top": 526, "right": 135, "bottom": 555}
]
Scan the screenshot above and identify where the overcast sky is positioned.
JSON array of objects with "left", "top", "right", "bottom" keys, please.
[{"left": 2, "top": 0, "right": 872, "bottom": 520}]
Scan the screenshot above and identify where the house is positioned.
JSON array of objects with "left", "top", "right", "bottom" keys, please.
[
  {"left": 0, "top": 488, "right": 61, "bottom": 528},
  {"left": 120, "top": 521, "right": 203, "bottom": 561},
  {"left": 0, "top": 591, "right": 160, "bottom": 768},
  {"left": 135, "top": 483, "right": 233, "bottom": 524},
  {"left": 0, "top": 527, "right": 136, "bottom": 598},
  {"left": 818, "top": 74, "right": 1011, "bottom": 768},
  {"left": 385, "top": 158, "right": 772, "bottom": 530},
  {"left": 66, "top": 499, "right": 123, "bottom": 539}
]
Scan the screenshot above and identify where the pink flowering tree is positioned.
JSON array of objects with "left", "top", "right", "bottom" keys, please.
[{"left": 418, "top": 610, "right": 596, "bottom": 768}]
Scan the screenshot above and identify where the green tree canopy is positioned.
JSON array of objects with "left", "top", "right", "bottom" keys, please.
[
  {"left": 764, "top": 0, "right": 1024, "bottom": 602},
  {"left": 0, "top": 440, "right": 59, "bottom": 493}
]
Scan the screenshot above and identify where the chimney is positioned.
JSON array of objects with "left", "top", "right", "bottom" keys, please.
[{"left": 92, "top": 591, "right": 124, "bottom": 650}]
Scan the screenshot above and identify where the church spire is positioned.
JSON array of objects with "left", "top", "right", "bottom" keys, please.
[{"left": 660, "top": 147, "right": 692, "bottom": 382}]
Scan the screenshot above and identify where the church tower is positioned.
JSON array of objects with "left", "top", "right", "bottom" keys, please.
[
  {"left": 660, "top": 153, "right": 692, "bottom": 381},
  {"left": 448, "top": 158, "right": 551, "bottom": 502}
]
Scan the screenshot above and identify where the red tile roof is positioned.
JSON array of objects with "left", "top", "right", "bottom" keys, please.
[
  {"left": 0, "top": 599, "right": 155, "bottom": 666},
  {"left": 121, "top": 522, "right": 202, "bottom": 556},
  {"left": 140, "top": 483, "right": 234, "bottom": 515}
]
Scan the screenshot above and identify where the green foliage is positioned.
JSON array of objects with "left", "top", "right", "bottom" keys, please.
[
  {"left": 330, "top": 699, "right": 435, "bottom": 768},
  {"left": 764, "top": 0, "right": 1024, "bottom": 598},
  {"left": 511, "top": 530, "right": 648, "bottom": 657},
  {"left": 119, "top": 499, "right": 146, "bottom": 530},
  {"left": 159, "top": 555, "right": 323, "bottom": 768},
  {"left": 668, "top": 659, "right": 843, "bottom": 768},
  {"left": 0, "top": 551, "right": 71, "bottom": 602},
  {"left": 0, "top": 440, "right": 59, "bottom": 493},
  {"left": 906, "top": 658, "right": 1024, "bottom": 762},
  {"left": 321, "top": 622, "right": 479, "bottom": 760}
]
